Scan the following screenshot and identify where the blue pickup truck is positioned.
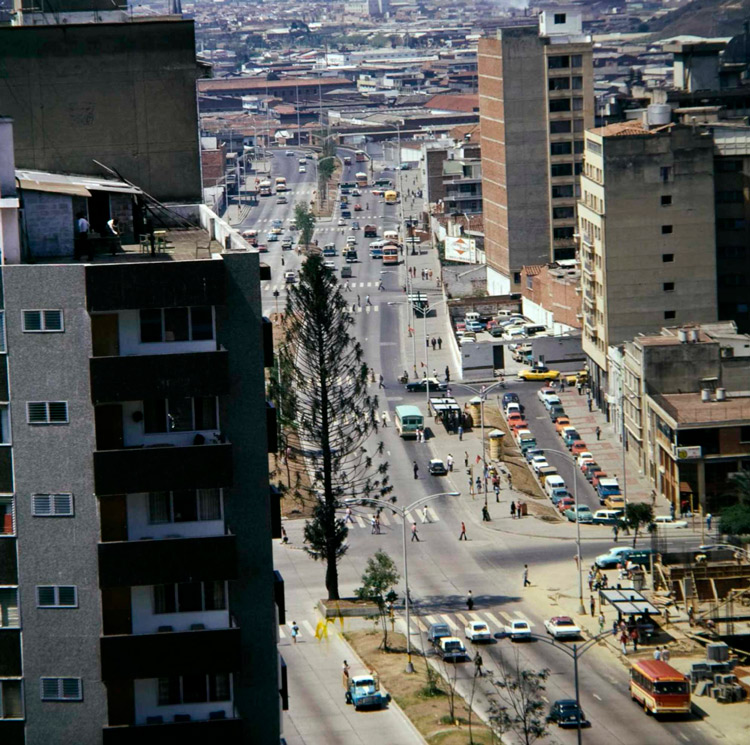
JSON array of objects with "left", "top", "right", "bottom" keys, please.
[{"left": 345, "top": 675, "right": 391, "bottom": 711}]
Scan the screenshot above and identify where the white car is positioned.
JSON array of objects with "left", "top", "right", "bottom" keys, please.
[
  {"left": 504, "top": 619, "right": 532, "bottom": 641},
  {"left": 464, "top": 621, "right": 492, "bottom": 643},
  {"left": 653, "top": 515, "right": 689, "bottom": 529},
  {"left": 531, "top": 456, "right": 550, "bottom": 474},
  {"left": 537, "top": 387, "right": 558, "bottom": 404},
  {"left": 323, "top": 260, "right": 337, "bottom": 271},
  {"left": 338, "top": 218, "right": 346, "bottom": 226},
  {"left": 576, "top": 452, "right": 595, "bottom": 468},
  {"left": 299, "top": 166, "right": 307, "bottom": 174},
  {"left": 544, "top": 616, "right": 582, "bottom": 640}
]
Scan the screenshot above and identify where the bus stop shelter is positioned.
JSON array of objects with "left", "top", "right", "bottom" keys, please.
[{"left": 430, "top": 397, "right": 462, "bottom": 433}]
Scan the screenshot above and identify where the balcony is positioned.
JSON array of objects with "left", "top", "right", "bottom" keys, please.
[
  {"left": 94, "top": 443, "right": 232, "bottom": 496},
  {"left": 90, "top": 351, "right": 229, "bottom": 405},
  {"left": 103, "top": 717, "right": 242, "bottom": 744},
  {"left": 99, "top": 535, "right": 237, "bottom": 588},
  {"left": 101, "top": 627, "right": 240, "bottom": 679}
]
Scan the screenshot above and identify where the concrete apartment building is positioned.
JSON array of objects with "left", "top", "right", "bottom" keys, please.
[
  {"left": 478, "top": 9, "right": 594, "bottom": 296},
  {"left": 578, "top": 119, "right": 719, "bottom": 409}
]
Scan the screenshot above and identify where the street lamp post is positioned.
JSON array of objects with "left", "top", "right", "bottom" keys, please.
[
  {"left": 542, "top": 446, "right": 586, "bottom": 615},
  {"left": 358, "top": 491, "right": 460, "bottom": 673}
]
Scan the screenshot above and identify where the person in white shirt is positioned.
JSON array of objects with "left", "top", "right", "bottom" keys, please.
[{"left": 77, "top": 214, "right": 90, "bottom": 235}]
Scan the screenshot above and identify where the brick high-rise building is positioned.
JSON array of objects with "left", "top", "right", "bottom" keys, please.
[{"left": 478, "top": 9, "right": 594, "bottom": 296}]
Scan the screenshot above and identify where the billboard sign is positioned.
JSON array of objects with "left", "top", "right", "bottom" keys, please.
[{"left": 445, "top": 236, "right": 476, "bottom": 264}]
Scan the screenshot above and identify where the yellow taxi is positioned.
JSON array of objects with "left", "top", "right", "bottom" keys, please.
[
  {"left": 517, "top": 366, "right": 561, "bottom": 381},
  {"left": 564, "top": 370, "right": 589, "bottom": 386}
]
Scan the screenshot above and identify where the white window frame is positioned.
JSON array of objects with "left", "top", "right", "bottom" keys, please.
[
  {"left": 0, "top": 679, "right": 24, "bottom": 719},
  {"left": 0, "top": 586, "right": 20, "bottom": 628},
  {"left": 139, "top": 306, "right": 215, "bottom": 344},
  {"left": 26, "top": 401, "right": 69, "bottom": 425},
  {"left": 32, "top": 493, "right": 74, "bottom": 517},
  {"left": 0, "top": 495, "right": 14, "bottom": 536},
  {"left": 22, "top": 310, "right": 64, "bottom": 333},
  {"left": 0, "top": 404, "right": 10, "bottom": 445},
  {"left": 36, "top": 585, "right": 78, "bottom": 609},
  {"left": 0, "top": 311, "right": 6, "bottom": 353},
  {"left": 40, "top": 677, "right": 82, "bottom": 702},
  {"left": 147, "top": 488, "right": 222, "bottom": 525}
]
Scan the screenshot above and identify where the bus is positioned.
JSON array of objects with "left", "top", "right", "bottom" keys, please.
[
  {"left": 382, "top": 244, "right": 399, "bottom": 265},
  {"left": 355, "top": 171, "right": 368, "bottom": 187},
  {"left": 355, "top": 149, "right": 367, "bottom": 162},
  {"left": 395, "top": 405, "right": 423, "bottom": 439},
  {"left": 275, "top": 176, "right": 287, "bottom": 192},
  {"left": 383, "top": 230, "right": 399, "bottom": 244},
  {"left": 343, "top": 155, "right": 352, "bottom": 165},
  {"left": 259, "top": 179, "right": 273, "bottom": 197},
  {"left": 629, "top": 660, "right": 691, "bottom": 715},
  {"left": 384, "top": 190, "right": 398, "bottom": 205}
]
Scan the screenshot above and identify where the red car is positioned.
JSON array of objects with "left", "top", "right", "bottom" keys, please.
[
  {"left": 570, "top": 441, "right": 588, "bottom": 456},
  {"left": 256, "top": 244, "right": 269, "bottom": 253},
  {"left": 354, "top": 203, "right": 363, "bottom": 211},
  {"left": 557, "top": 497, "right": 575, "bottom": 513}
]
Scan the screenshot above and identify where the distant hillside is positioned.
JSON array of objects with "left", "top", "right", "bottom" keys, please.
[{"left": 648, "top": 0, "right": 750, "bottom": 39}]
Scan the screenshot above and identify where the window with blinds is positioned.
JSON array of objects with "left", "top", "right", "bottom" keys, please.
[
  {"left": 36, "top": 585, "right": 78, "bottom": 608},
  {"left": 27, "top": 402, "right": 68, "bottom": 424},
  {"left": 32, "top": 493, "right": 74, "bottom": 517},
  {"left": 22, "top": 310, "right": 64, "bottom": 333},
  {"left": 40, "top": 678, "right": 82, "bottom": 701},
  {"left": 0, "top": 588, "right": 19, "bottom": 628}
]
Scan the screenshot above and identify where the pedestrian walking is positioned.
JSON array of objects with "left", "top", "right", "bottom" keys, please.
[
  {"left": 371, "top": 516, "right": 377, "bottom": 534},
  {"left": 458, "top": 425, "right": 464, "bottom": 441},
  {"left": 523, "top": 564, "right": 530, "bottom": 587},
  {"left": 444, "top": 365, "right": 450, "bottom": 382},
  {"left": 630, "top": 627, "right": 639, "bottom": 652},
  {"left": 474, "top": 651, "right": 483, "bottom": 677},
  {"left": 345, "top": 506, "right": 355, "bottom": 524},
  {"left": 464, "top": 451, "right": 469, "bottom": 468},
  {"left": 422, "top": 505, "right": 430, "bottom": 523},
  {"left": 507, "top": 473, "right": 513, "bottom": 491},
  {"left": 291, "top": 621, "right": 300, "bottom": 644},
  {"left": 510, "top": 501, "right": 516, "bottom": 519},
  {"left": 653, "top": 646, "right": 662, "bottom": 661},
  {"left": 587, "top": 397, "right": 593, "bottom": 412},
  {"left": 476, "top": 476, "right": 482, "bottom": 494},
  {"left": 576, "top": 381, "right": 583, "bottom": 396},
  {"left": 620, "top": 631, "right": 629, "bottom": 655},
  {"left": 378, "top": 279, "right": 383, "bottom": 291},
  {"left": 381, "top": 411, "right": 387, "bottom": 427},
  {"left": 281, "top": 526, "right": 289, "bottom": 544},
  {"left": 379, "top": 374, "right": 384, "bottom": 389},
  {"left": 482, "top": 505, "right": 490, "bottom": 522},
  {"left": 590, "top": 595, "right": 596, "bottom": 617},
  {"left": 438, "top": 337, "right": 443, "bottom": 350},
  {"left": 595, "top": 426, "right": 601, "bottom": 441},
  {"left": 366, "top": 294, "right": 372, "bottom": 306},
  {"left": 342, "top": 660, "right": 350, "bottom": 688},
  {"left": 670, "top": 502, "right": 676, "bottom": 519},
  {"left": 598, "top": 612, "right": 605, "bottom": 634},
  {"left": 459, "top": 521, "right": 467, "bottom": 541},
  {"left": 413, "top": 461, "right": 419, "bottom": 479},
  {"left": 466, "top": 590, "right": 474, "bottom": 610},
  {"left": 431, "top": 337, "right": 436, "bottom": 350},
  {"left": 588, "top": 570, "right": 595, "bottom": 591},
  {"left": 447, "top": 453, "right": 454, "bottom": 472},
  {"left": 516, "top": 499, "right": 523, "bottom": 518},
  {"left": 661, "top": 646, "right": 671, "bottom": 662},
  {"left": 357, "top": 294, "right": 361, "bottom": 307},
  {"left": 706, "top": 513, "right": 713, "bottom": 531},
  {"left": 613, "top": 524, "right": 619, "bottom": 542},
  {"left": 411, "top": 522, "right": 420, "bottom": 542},
  {"left": 469, "top": 476, "right": 474, "bottom": 495},
  {"left": 426, "top": 337, "right": 430, "bottom": 348},
  {"left": 374, "top": 515, "right": 380, "bottom": 534},
  {"left": 494, "top": 484, "right": 500, "bottom": 502}
]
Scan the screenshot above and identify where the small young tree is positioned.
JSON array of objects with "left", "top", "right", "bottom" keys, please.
[
  {"left": 279, "top": 255, "right": 391, "bottom": 600},
  {"left": 625, "top": 502, "right": 654, "bottom": 548},
  {"left": 354, "top": 549, "right": 399, "bottom": 650},
  {"left": 720, "top": 503, "right": 750, "bottom": 537},
  {"left": 487, "top": 651, "right": 549, "bottom": 745},
  {"left": 294, "top": 202, "right": 316, "bottom": 250}
]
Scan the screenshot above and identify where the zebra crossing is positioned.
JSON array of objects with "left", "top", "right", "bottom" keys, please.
[
  {"left": 406, "top": 609, "right": 535, "bottom": 635},
  {"left": 262, "top": 280, "right": 385, "bottom": 293}
]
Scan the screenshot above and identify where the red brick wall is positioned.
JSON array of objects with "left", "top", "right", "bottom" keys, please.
[{"left": 521, "top": 265, "right": 582, "bottom": 329}]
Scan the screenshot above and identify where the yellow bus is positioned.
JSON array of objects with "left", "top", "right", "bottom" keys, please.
[{"left": 384, "top": 190, "right": 398, "bottom": 205}]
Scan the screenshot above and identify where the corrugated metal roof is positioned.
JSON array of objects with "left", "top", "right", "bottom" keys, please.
[{"left": 16, "top": 169, "right": 142, "bottom": 196}]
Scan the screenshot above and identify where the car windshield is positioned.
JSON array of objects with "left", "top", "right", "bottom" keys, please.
[
  {"left": 355, "top": 678, "right": 375, "bottom": 688},
  {"left": 556, "top": 619, "right": 575, "bottom": 626},
  {"left": 474, "top": 624, "right": 488, "bottom": 632},
  {"left": 654, "top": 681, "right": 688, "bottom": 695}
]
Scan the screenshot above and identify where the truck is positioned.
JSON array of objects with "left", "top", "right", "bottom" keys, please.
[
  {"left": 514, "top": 429, "right": 537, "bottom": 453},
  {"left": 364, "top": 224, "right": 377, "bottom": 237},
  {"left": 596, "top": 478, "right": 621, "bottom": 504},
  {"left": 259, "top": 179, "right": 272, "bottom": 197},
  {"left": 345, "top": 675, "right": 391, "bottom": 711},
  {"left": 356, "top": 171, "right": 368, "bottom": 187}
]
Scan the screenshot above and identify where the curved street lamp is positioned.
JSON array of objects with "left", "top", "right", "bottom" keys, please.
[{"left": 356, "top": 491, "right": 460, "bottom": 673}]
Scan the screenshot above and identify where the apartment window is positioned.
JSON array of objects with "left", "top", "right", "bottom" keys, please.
[
  {"left": 548, "top": 55, "right": 570, "bottom": 69},
  {"left": 36, "top": 586, "right": 78, "bottom": 609},
  {"left": 571, "top": 55, "right": 583, "bottom": 68},
  {"left": 554, "top": 227, "right": 576, "bottom": 240},
  {"left": 663, "top": 282, "right": 675, "bottom": 292},
  {"left": 549, "top": 98, "right": 571, "bottom": 113},
  {"left": 148, "top": 489, "right": 221, "bottom": 524},
  {"left": 716, "top": 159, "right": 742, "bottom": 173},
  {"left": 548, "top": 77, "right": 570, "bottom": 91},
  {"left": 551, "top": 163, "right": 573, "bottom": 178},
  {"left": 586, "top": 138, "right": 602, "bottom": 155},
  {"left": 26, "top": 402, "right": 68, "bottom": 425},
  {"left": 661, "top": 225, "right": 673, "bottom": 234},
  {"left": 513, "top": 272, "right": 522, "bottom": 284},
  {"left": 0, "top": 680, "right": 23, "bottom": 719},
  {"left": 572, "top": 97, "right": 584, "bottom": 111},
  {"left": 0, "top": 588, "right": 19, "bottom": 628},
  {"left": 553, "top": 206, "right": 575, "bottom": 220},
  {"left": 716, "top": 218, "right": 747, "bottom": 231},
  {"left": 574, "top": 140, "right": 584, "bottom": 154},
  {"left": 40, "top": 678, "right": 82, "bottom": 702},
  {"left": 664, "top": 310, "right": 676, "bottom": 320},
  {"left": 0, "top": 311, "right": 5, "bottom": 353},
  {"left": 660, "top": 166, "right": 672, "bottom": 182},
  {"left": 0, "top": 497, "right": 13, "bottom": 536},
  {"left": 551, "top": 185, "right": 574, "bottom": 199},
  {"left": 139, "top": 307, "right": 214, "bottom": 343},
  {"left": 143, "top": 397, "right": 218, "bottom": 434},
  {"left": 551, "top": 142, "right": 572, "bottom": 156},
  {"left": 716, "top": 190, "right": 743, "bottom": 203},
  {"left": 661, "top": 195, "right": 672, "bottom": 206},
  {"left": 526, "top": 276, "right": 533, "bottom": 290},
  {"left": 662, "top": 253, "right": 674, "bottom": 263},
  {"left": 574, "top": 162, "right": 583, "bottom": 176},
  {"left": 153, "top": 581, "right": 227, "bottom": 614},
  {"left": 554, "top": 12, "right": 566, "bottom": 23},
  {"left": 573, "top": 119, "right": 584, "bottom": 133},
  {"left": 740, "top": 426, "right": 750, "bottom": 443},
  {"left": 32, "top": 493, "right": 74, "bottom": 517},
  {"left": 550, "top": 120, "right": 572, "bottom": 134},
  {"left": 22, "top": 310, "right": 64, "bottom": 333},
  {"left": 572, "top": 76, "right": 583, "bottom": 90},
  {"left": 158, "top": 674, "right": 231, "bottom": 706}
]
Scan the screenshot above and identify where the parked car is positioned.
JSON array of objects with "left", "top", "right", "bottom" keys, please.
[
  {"left": 507, "top": 413, "right": 528, "bottom": 430},
  {"left": 554, "top": 417, "right": 572, "bottom": 433},
  {"left": 544, "top": 616, "right": 581, "bottom": 639},
  {"left": 557, "top": 496, "right": 575, "bottom": 513},
  {"left": 502, "top": 392, "right": 520, "bottom": 408},
  {"left": 562, "top": 428, "right": 580, "bottom": 447},
  {"left": 465, "top": 320, "right": 486, "bottom": 332},
  {"left": 537, "top": 387, "right": 558, "bottom": 403},
  {"left": 427, "top": 624, "right": 452, "bottom": 645},
  {"left": 564, "top": 505, "right": 594, "bottom": 523},
  {"left": 437, "top": 637, "right": 468, "bottom": 662},
  {"left": 544, "top": 475, "right": 566, "bottom": 496},
  {"left": 531, "top": 456, "right": 550, "bottom": 474},
  {"left": 284, "top": 271, "right": 296, "bottom": 284},
  {"left": 591, "top": 509, "right": 624, "bottom": 526},
  {"left": 405, "top": 377, "right": 447, "bottom": 393},
  {"left": 503, "top": 619, "right": 532, "bottom": 641},
  {"left": 548, "top": 700, "right": 588, "bottom": 728},
  {"left": 653, "top": 515, "right": 689, "bottom": 529},
  {"left": 464, "top": 622, "right": 492, "bottom": 642},
  {"left": 518, "top": 366, "right": 560, "bottom": 381},
  {"left": 525, "top": 448, "right": 545, "bottom": 463},
  {"left": 549, "top": 488, "right": 571, "bottom": 505},
  {"left": 345, "top": 675, "right": 391, "bottom": 711},
  {"left": 548, "top": 405, "right": 566, "bottom": 421},
  {"left": 595, "top": 546, "right": 634, "bottom": 569},
  {"left": 571, "top": 441, "right": 589, "bottom": 456},
  {"left": 582, "top": 462, "right": 602, "bottom": 480},
  {"left": 429, "top": 459, "right": 448, "bottom": 476},
  {"left": 542, "top": 395, "right": 562, "bottom": 411},
  {"left": 505, "top": 402, "right": 525, "bottom": 416},
  {"left": 604, "top": 495, "right": 626, "bottom": 510}
]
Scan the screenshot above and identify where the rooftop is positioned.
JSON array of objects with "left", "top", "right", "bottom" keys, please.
[
  {"left": 590, "top": 121, "right": 673, "bottom": 137},
  {"left": 198, "top": 77, "right": 353, "bottom": 92},
  {"left": 651, "top": 392, "right": 750, "bottom": 426}
]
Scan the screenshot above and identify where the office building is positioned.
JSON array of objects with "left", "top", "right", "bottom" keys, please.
[
  {"left": 478, "top": 9, "right": 594, "bottom": 295},
  {"left": 578, "top": 118, "right": 718, "bottom": 409},
  {"left": 0, "top": 118, "right": 283, "bottom": 745}
]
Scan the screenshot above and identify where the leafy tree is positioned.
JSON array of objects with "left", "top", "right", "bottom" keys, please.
[
  {"left": 729, "top": 470, "right": 750, "bottom": 504},
  {"left": 487, "top": 651, "right": 550, "bottom": 745},
  {"left": 720, "top": 503, "right": 750, "bottom": 537},
  {"left": 294, "top": 202, "right": 316, "bottom": 250},
  {"left": 625, "top": 502, "right": 654, "bottom": 548},
  {"left": 279, "top": 256, "right": 391, "bottom": 599},
  {"left": 355, "top": 550, "right": 399, "bottom": 650}
]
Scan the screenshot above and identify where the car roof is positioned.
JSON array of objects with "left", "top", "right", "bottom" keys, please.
[
  {"left": 554, "top": 699, "right": 579, "bottom": 707},
  {"left": 551, "top": 616, "right": 574, "bottom": 623},
  {"left": 430, "top": 623, "right": 449, "bottom": 630}
]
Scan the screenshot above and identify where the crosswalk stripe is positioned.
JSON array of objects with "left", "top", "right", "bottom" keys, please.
[
  {"left": 441, "top": 614, "right": 458, "bottom": 631},
  {"left": 378, "top": 512, "right": 390, "bottom": 525},
  {"left": 412, "top": 617, "right": 427, "bottom": 632},
  {"left": 428, "top": 506, "right": 439, "bottom": 522},
  {"left": 483, "top": 612, "right": 505, "bottom": 630},
  {"left": 425, "top": 615, "right": 439, "bottom": 626},
  {"left": 279, "top": 627, "right": 286, "bottom": 638},
  {"left": 404, "top": 510, "right": 414, "bottom": 524},
  {"left": 302, "top": 620, "right": 316, "bottom": 637},
  {"left": 356, "top": 515, "right": 366, "bottom": 528},
  {"left": 514, "top": 611, "right": 534, "bottom": 626},
  {"left": 391, "top": 512, "right": 402, "bottom": 524},
  {"left": 373, "top": 305, "right": 379, "bottom": 312},
  {"left": 497, "top": 610, "right": 514, "bottom": 624},
  {"left": 455, "top": 612, "right": 470, "bottom": 626}
]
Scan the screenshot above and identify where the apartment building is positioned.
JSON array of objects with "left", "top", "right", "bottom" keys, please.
[
  {"left": 578, "top": 119, "right": 719, "bottom": 409},
  {"left": 0, "top": 122, "right": 282, "bottom": 744},
  {"left": 478, "top": 9, "right": 594, "bottom": 295}
]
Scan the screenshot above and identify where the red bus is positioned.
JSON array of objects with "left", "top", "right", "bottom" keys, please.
[{"left": 629, "top": 660, "right": 691, "bottom": 715}]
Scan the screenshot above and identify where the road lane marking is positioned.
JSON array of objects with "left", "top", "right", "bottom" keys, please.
[
  {"left": 441, "top": 614, "right": 459, "bottom": 631},
  {"left": 412, "top": 617, "right": 427, "bottom": 632},
  {"left": 455, "top": 613, "right": 469, "bottom": 626},
  {"left": 679, "top": 735, "right": 690, "bottom": 742},
  {"left": 425, "top": 615, "right": 439, "bottom": 626},
  {"left": 497, "top": 610, "right": 513, "bottom": 624},
  {"left": 514, "top": 611, "right": 534, "bottom": 626},
  {"left": 428, "top": 506, "right": 439, "bottom": 522},
  {"left": 483, "top": 612, "right": 504, "bottom": 630},
  {"left": 593, "top": 694, "right": 602, "bottom": 701},
  {"left": 302, "top": 620, "right": 316, "bottom": 637},
  {"left": 356, "top": 516, "right": 366, "bottom": 528}
]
